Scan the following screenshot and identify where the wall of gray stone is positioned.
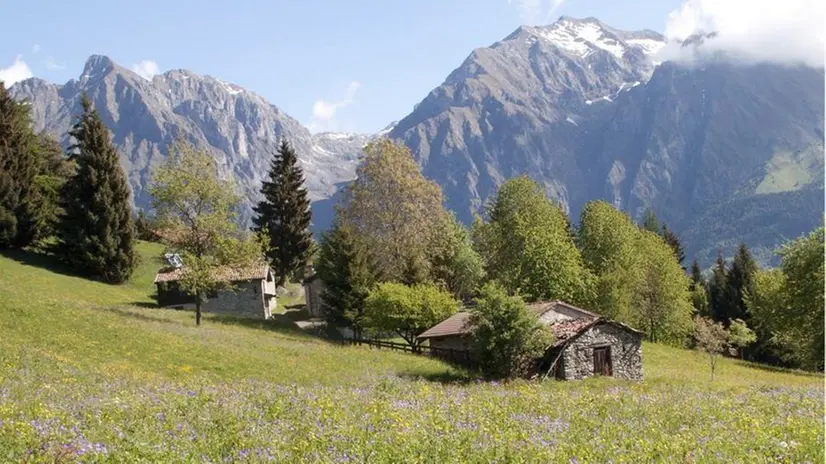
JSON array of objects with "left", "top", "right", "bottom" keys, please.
[
  {"left": 561, "top": 323, "right": 643, "bottom": 381},
  {"left": 202, "top": 280, "right": 268, "bottom": 319},
  {"left": 304, "top": 279, "right": 325, "bottom": 319}
]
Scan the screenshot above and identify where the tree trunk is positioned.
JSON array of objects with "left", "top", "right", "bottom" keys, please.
[{"left": 195, "top": 290, "right": 202, "bottom": 326}]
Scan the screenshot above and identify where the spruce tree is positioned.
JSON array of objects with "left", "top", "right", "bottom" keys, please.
[
  {"left": 57, "top": 94, "right": 136, "bottom": 283},
  {"left": 724, "top": 243, "right": 757, "bottom": 322},
  {"left": 315, "top": 219, "right": 379, "bottom": 339},
  {"left": 707, "top": 252, "right": 729, "bottom": 323},
  {"left": 0, "top": 82, "right": 42, "bottom": 248},
  {"left": 252, "top": 139, "right": 312, "bottom": 287},
  {"left": 661, "top": 225, "right": 686, "bottom": 269}
]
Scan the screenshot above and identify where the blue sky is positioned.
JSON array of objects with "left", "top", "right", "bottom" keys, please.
[{"left": 2, "top": 0, "right": 684, "bottom": 133}]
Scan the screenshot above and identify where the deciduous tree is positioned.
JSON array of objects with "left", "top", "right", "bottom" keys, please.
[
  {"left": 364, "top": 282, "right": 459, "bottom": 349},
  {"left": 150, "top": 140, "right": 263, "bottom": 326},
  {"left": 468, "top": 283, "right": 552, "bottom": 379},
  {"left": 474, "top": 176, "right": 595, "bottom": 305}
]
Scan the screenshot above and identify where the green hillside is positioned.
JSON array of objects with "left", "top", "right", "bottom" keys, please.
[{"left": 0, "top": 243, "right": 822, "bottom": 462}]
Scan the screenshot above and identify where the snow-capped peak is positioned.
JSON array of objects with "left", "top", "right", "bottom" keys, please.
[{"left": 527, "top": 16, "right": 665, "bottom": 59}]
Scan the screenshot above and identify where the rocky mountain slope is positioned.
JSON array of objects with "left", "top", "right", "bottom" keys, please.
[
  {"left": 10, "top": 55, "right": 366, "bottom": 227},
  {"left": 10, "top": 17, "right": 824, "bottom": 266},
  {"left": 389, "top": 16, "right": 824, "bottom": 266}
]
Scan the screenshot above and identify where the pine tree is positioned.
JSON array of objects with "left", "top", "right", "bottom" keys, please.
[
  {"left": 661, "top": 225, "right": 686, "bottom": 269},
  {"left": 252, "top": 139, "right": 312, "bottom": 287},
  {"left": 641, "top": 207, "right": 660, "bottom": 234},
  {"left": 57, "top": 94, "right": 137, "bottom": 283},
  {"left": 0, "top": 82, "right": 42, "bottom": 248}
]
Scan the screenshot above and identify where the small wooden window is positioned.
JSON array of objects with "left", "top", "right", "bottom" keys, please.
[{"left": 593, "top": 347, "right": 613, "bottom": 376}]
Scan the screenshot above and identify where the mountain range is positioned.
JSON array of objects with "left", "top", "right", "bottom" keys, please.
[{"left": 9, "top": 16, "right": 824, "bottom": 267}]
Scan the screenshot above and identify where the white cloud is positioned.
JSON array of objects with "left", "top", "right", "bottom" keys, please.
[
  {"left": 508, "top": 0, "right": 566, "bottom": 25},
  {"left": 42, "top": 57, "right": 65, "bottom": 71},
  {"left": 309, "top": 81, "right": 361, "bottom": 132},
  {"left": 660, "top": 0, "right": 825, "bottom": 67},
  {"left": 131, "top": 60, "right": 160, "bottom": 80},
  {"left": 32, "top": 44, "right": 40, "bottom": 54},
  {"left": 0, "top": 55, "right": 34, "bottom": 86}
]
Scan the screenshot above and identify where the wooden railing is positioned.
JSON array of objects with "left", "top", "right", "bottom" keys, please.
[{"left": 343, "top": 337, "right": 475, "bottom": 366}]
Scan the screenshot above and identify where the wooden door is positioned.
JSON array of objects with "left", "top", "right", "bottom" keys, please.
[{"left": 593, "top": 347, "right": 612, "bottom": 376}]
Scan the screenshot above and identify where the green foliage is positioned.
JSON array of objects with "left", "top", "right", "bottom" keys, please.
[
  {"left": 728, "top": 318, "right": 757, "bottom": 356},
  {"left": 578, "top": 201, "right": 693, "bottom": 343},
  {"left": 340, "top": 139, "right": 450, "bottom": 283},
  {"left": 429, "top": 215, "right": 486, "bottom": 302},
  {"left": 364, "top": 282, "right": 460, "bottom": 347},
  {"left": 641, "top": 207, "right": 660, "bottom": 234},
  {"left": 468, "top": 283, "right": 552, "bottom": 379},
  {"left": 474, "top": 176, "right": 595, "bottom": 305},
  {"left": 32, "top": 132, "right": 74, "bottom": 240},
  {"left": 252, "top": 139, "right": 313, "bottom": 286},
  {"left": 315, "top": 220, "right": 379, "bottom": 338},
  {"left": 747, "top": 228, "right": 825, "bottom": 370},
  {"left": 135, "top": 210, "right": 160, "bottom": 242},
  {"left": 150, "top": 140, "right": 263, "bottom": 325},
  {"left": 57, "top": 94, "right": 137, "bottom": 283},
  {"left": 661, "top": 225, "right": 686, "bottom": 268},
  {"left": 0, "top": 82, "right": 43, "bottom": 248}
]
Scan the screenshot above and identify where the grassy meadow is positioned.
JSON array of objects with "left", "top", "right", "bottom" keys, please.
[{"left": 0, "top": 242, "right": 822, "bottom": 462}]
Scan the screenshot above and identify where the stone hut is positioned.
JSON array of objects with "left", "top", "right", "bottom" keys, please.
[
  {"left": 154, "top": 264, "right": 276, "bottom": 319},
  {"left": 417, "top": 300, "right": 643, "bottom": 380},
  {"left": 302, "top": 267, "right": 325, "bottom": 319}
]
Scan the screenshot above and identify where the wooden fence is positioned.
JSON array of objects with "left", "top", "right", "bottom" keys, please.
[{"left": 343, "top": 337, "right": 475, "bottom": 366}]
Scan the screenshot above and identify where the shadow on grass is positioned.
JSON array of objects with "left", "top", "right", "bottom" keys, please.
[
  {"left": 398, "top": 368, "right": 477, "bottom": 385},
  {"left": 734, "top": 359, "right": 823, "bottom": 378},
  {"left": 1, "top": 247, "right": 84, "bottom": 280},
  {"left": 209, "top": 314, "right": 324, "bottom": 340},
  {"left": 129, "top": 301, "right": 160, "bottom": 309},
  {"left": 105, "top": 306, "right": 181, "bottom": 325}
]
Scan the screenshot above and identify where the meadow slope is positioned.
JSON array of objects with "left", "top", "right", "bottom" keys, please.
[{"left": 0, "top": 243, "right": 822, "bottom": 462}]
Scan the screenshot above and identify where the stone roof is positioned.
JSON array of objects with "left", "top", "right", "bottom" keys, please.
[
  {"left": 526, "top": 300, "right": 600, "bottom": 318},
  {"left": 417, "top": 312, "right": 474, "bottom": 339},
  {"left": 154, "top": 264, "right": 271, "bottom": 284},
  {"left": 417, "top": 300, "right": 641, "bottom": 344}
]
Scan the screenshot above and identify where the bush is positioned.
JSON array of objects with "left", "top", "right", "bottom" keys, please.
[
  {"left": 364, "top": 282, "right": 460, "bottom": 348},
  {"left": 468, "top": 283, "right": 552, "bottom": 379}
]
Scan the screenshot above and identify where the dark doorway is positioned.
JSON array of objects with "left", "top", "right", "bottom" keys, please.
[{"left": 593, "top": 347, "right": 612, "bottom": 376}]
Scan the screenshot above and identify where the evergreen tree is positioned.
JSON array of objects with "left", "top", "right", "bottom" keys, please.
[
  {"left": 641, "top": 207, "right": 660, "bottom": 234},
  {"left": 661, "top": 225, "right": 686, "bottom": 269},
  {"left": 315, "top": 219, "right": 379, "bottom": 339},
  {"left": 252, "top": 139, "right": 313, "bottom": 287},
  {"left": 690, "top": 260, "right": 704, "bottom": 290},
  {"left": 0, "top": 82, "right": 42, "bottom": 248},
  {"left": 707, "top": 252, "right": 729, "bottom": 323},
  {"left": 725, "top": 243, "right": 757, "bottom": 323},
  {"left": 57, "top": 94, "right": 137, "bottom": 283},
  {"left": 33, "top": 132, "right": 74, "bottom": 239}
]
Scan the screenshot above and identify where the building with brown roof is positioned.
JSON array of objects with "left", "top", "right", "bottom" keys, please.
[
  {"left": 153, "top": 263, "right": 277, "bottom": 319},
  {"left": 417, "top": 300, "right": 643, "bottom": 381}
]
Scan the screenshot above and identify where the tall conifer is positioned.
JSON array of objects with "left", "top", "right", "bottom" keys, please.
[
  {"left": 58, "top": 94, "right": 136, "bottom": 283},
  {"left": 0, "top": 82, "right": 42, "bottom": 248},
  {"left": 252, "top": 139, "right": 312, "bottom": 286}
]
